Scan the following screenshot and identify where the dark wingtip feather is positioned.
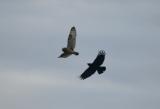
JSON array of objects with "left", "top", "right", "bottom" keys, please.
[
  {"left": 79, "top": 75, "right": 86, "bottom": 80},
  {"left": 74, "top": 52, "right": 79, "bottom": 55}
]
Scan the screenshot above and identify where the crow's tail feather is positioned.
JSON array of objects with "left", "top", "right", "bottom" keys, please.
[{"left": 97, "top": 66, "right": 106, "bottom": 74}]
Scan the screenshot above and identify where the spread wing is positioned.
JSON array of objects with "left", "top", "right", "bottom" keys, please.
[
  {"left": 92, "top": 50, "right": 105, "bottom": 66},
  {"left": 58, "top": 53, "right": 71, "bottom": 58},
  {"left": 80, "top": 67, "right": 96, "bottom": 80},
  {"left": 67, "top": 26, "right": 76, "bottom": 50}
]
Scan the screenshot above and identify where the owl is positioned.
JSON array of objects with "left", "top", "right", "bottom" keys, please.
[{"left": 58, "top": 26, "right": 79, "bottom": 58}]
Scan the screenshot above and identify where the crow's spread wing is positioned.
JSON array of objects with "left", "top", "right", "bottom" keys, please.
[
  {"left": 92, "top": 50, "right": 105, "bottom": 66},
  {"left": 67, "top": 27, "right": 76, "bottom": 50},
  {"left": 80, "top": 67, "right": 96, "bottom": 80}
]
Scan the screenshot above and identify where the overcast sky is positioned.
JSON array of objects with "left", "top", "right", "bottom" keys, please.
[{"left": 0, "top": 0, "right": 160, "bottom": 109}]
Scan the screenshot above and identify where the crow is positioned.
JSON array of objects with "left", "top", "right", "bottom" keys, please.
[{"left": 80, "top": 50, "right": 106, "bottom": 80}]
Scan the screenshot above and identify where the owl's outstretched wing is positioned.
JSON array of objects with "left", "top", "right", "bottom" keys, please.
[{"left": 67, "top": 26, "right": 76, "bottom": 50}]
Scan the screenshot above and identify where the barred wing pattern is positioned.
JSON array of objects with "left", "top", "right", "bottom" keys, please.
[{"left": 67, "top": 27, "right": 76, "bottom": 50}]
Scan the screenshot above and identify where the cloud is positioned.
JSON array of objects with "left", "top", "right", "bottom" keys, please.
[{"left": 0, "top": 70, "right": 159, "bottom": 109}]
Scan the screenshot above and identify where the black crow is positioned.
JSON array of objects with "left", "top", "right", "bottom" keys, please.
[{"left": 80, "top": 50, "right": 106, "bottom": 80}]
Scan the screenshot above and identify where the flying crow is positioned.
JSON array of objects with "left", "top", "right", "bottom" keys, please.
[{"left": 80, "top": 50, "right": 106, "bottom": 80}]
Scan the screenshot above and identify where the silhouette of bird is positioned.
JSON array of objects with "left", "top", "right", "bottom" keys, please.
[
  {"left": 58, "top": 26, "right": 79, "bottom": 58},
  {"left": 80, "top": 50, "right": 106, "bottom": 80}
]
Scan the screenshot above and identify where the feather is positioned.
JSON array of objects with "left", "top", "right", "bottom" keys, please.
[{"left": 67, "top": 27, "right": 76, "bottom": 50}]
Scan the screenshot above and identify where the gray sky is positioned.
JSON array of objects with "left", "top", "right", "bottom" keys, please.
[{"left": 0, "top": 0, "right": 160, "bottom": 109}]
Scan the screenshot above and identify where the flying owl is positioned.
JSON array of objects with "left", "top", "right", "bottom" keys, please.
[
  {"left": 80, "top": 50, "right": 106, "bottom": 80},
  {"left": 58, "top": 26, "right": 79, "bottom": 58}
]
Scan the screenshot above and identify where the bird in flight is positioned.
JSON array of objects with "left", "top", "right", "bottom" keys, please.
[
  {"left": 80, "top": 50, "right": 106, "bottom": 80},
  {"left": 58, "top": 26, "right": 79, "bottom": 58}
]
